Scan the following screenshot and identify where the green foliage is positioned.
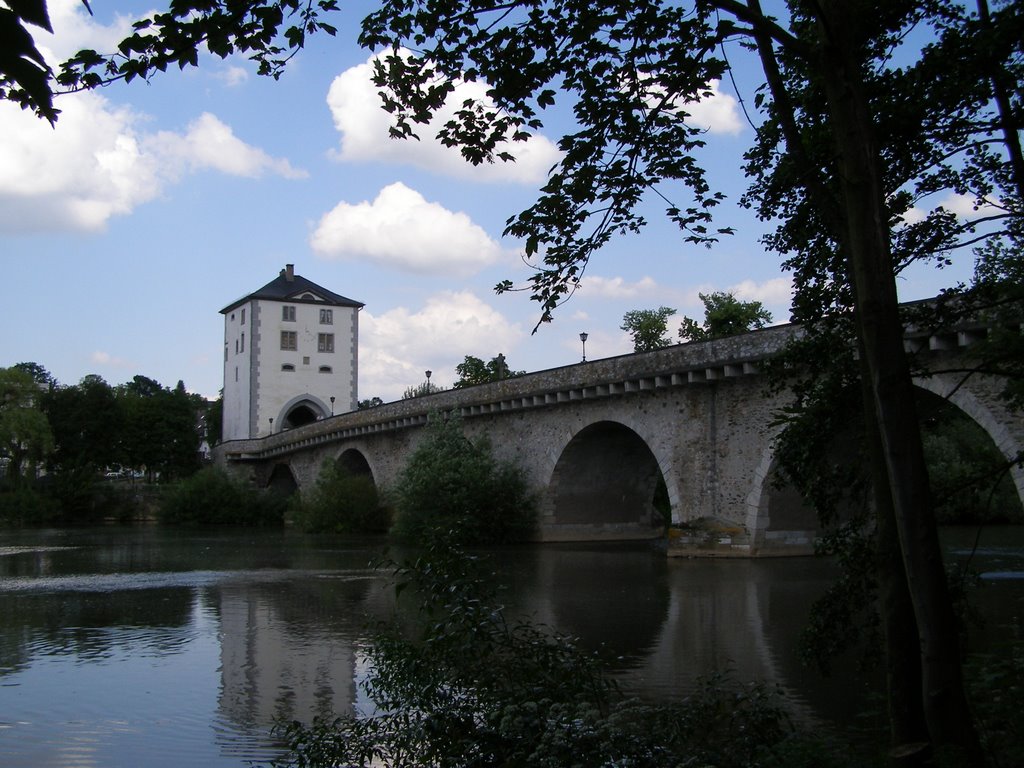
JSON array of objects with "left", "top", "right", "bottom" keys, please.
[
  {"left": 0, "top": 366, "right": 54, "bottom": 486},
  {"left": 159, "top": 466, "right": 285, "bottom": 526},
  {"left": 358, "top": 396, "right": 384, "bottom": 410},
  {"left": 401, "top": 381, "right": 444, "bottom": 399},
  {"left": 392, "top": 414, "right": 535, "bottom": 545},
  {"left": 453, "top": 354, "right": 524, "bottom": 388},
  {"left": 289, "top": 461, "right": 388, "bottom": 534},
  {"left": 43, "top": 374, "right": 123, "bottom": 475},
  {"left": 205, "top": 393, "right": 223, "bottom": 446},
  {"left": 0, "top": 0, "right": 63, "bottom": 122},
  {"left": 967, "top": 638, "right": 1024, "bottom": 765},
  {"left": 0, "top": 485, "right": 59, "bottom": 527},
  {"left": 679, "top": 292, "right": 774, "bottom": 343},
  {"left": 922, "top": 409, "right": 1023, "bottom": 524},
  {"left": 117, "top": 376, "right": 203, "bottom": 481},
  {"left": 620, "top": 307, "right": 676, "bottom": 352},
  {"left": 273, "top": 540, "right": 851, "bottom": 768}
]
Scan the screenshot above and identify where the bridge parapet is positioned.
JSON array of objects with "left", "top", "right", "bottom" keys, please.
[{"left": 218, "top": 322, "right": 799, "bottom": 463}]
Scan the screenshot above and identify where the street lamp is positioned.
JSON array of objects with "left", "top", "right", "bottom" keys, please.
[
  {"left": 330, "top": 396, "right": 335, "bottom": 415},
  {"left": 268, "top": 417, "right": 274, "bottom": 434},
  {"left": 579, "top": 332, "right": 588, "bottom": 362}
]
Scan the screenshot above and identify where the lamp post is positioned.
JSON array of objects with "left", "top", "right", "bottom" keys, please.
[
  {"left": 330, "top": 396, "right": 335, "bottom": 415},
  {"left": 579, "top": 332, "right": 588, "bottom": 362},
  {"left": 268, "top": 417, "right": 274, "bottom": 434},
  {"left": 425, "top": 370, "right": 432, "bottom": 393}
]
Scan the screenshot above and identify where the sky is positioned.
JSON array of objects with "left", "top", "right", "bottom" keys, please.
[{"left": 0, "top": 0, "right": 980, "bottom": 402}]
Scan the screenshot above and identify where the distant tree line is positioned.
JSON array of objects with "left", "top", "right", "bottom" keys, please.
[{"left": 0, "top": 362, "right": 215, "bottom": 525}]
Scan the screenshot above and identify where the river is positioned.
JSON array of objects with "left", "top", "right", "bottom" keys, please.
[{"left": 0, "top": 526, "right": 1021, "bottom": 767}]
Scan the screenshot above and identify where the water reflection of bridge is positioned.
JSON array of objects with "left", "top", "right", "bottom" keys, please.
[{"left": 209, "top": 546, "right": 865, "bottom": 735}]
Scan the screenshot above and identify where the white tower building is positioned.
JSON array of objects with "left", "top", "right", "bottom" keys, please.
[{"left": 221, "top": 264, "right": 363, "bottom": 440}]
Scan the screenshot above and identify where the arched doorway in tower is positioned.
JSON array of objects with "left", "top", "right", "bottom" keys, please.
[
  {"left": 282, "top": 401, "right": 323, "bottom": 429},
  {"left": 548, "top": 421, "right": 666, "bottom": 537}
]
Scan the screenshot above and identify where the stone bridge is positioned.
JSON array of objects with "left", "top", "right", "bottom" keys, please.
[{"left": 215, "top": 321, "right": 1023, "bottom": 555}]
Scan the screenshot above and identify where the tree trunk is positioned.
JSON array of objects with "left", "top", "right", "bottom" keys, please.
[
  {"left": 814, "top": 3, "right": 982, "bottom": 762},
  {"left": 859, "top": 357, "right": 929, "bottom": 764}
]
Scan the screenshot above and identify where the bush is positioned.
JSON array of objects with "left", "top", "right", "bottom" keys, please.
[
  {"left": 0, "top": 485, "right": 59, "bottom": 526},
  {"left": 159, "top": 467, "right": 285, "bottom": 526},
  {"left": 289, "top": 461, "right": 389, "bottom": 533},
  {"left": 392, "top": 413, "right": 535, "bottom": 545}
]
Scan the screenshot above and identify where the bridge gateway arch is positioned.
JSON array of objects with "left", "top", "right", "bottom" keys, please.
[{"left": 216, "top": 319, "right": 1023, "bottom": 555}]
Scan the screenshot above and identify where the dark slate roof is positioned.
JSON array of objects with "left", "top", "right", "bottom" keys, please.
[{"left": 221, "top": 268, "right": 364, "bottom": 314}]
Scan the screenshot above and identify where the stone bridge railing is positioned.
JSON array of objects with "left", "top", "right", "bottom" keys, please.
[
  {"left": 218, "top": 309, "right": 1000, "bottom": 465},
  {"left": 219, "top": 322, "right": 801, "bottom": 463}
]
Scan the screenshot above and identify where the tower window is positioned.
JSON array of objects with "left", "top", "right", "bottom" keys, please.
[
  {"left": 282, "top": 305, "right": 296, "bottom": 322},
  {"left": 281, "top": 330, "right": 297, "bottom": 350},
  {"left": 320, "top": 309, "right": 333, "bottom": 324},
  {"left": 318, "top": 333, "right": 334, "bottom": 353},
  {"left": 282, "top": 364, "right": 295, "bottom": 372},
  {"left": 318, "top": 366, "right": 332, "bottom": 373}
]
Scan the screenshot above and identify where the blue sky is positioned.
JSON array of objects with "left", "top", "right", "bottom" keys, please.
[{"left": 0, "top": 0, "right": 978, "bottom": 402}]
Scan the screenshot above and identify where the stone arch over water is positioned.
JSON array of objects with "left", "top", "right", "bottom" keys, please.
[
  {"left": 266, "top": 463, "right": 298, "bottom": 495},
  {"left": 336, "top": 448, "right": 375, "bottom": 484},
  {"left": 547, "top": 420, "right": 665, "bottom": 533},
  {"left": 913, "top": 374, "right": 1024, "bottom": 507},
  {"left": 745, "top": 374, "right": 1024, "bottom": 551}
]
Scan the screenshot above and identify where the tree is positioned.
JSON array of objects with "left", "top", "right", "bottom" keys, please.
[
  {"left": 358, "top": 396, "right": 385, "bottom": 409},
  {"left": 0, "top": 366, "right": 53, "bottom": 485},
  {"left": 620, "top": 307, "right": 676, "bottom": 352},
  {"left": 44, "top": 374, "right": 122, "bottom": 474},
  {"left": 402, "top": 381, "right": 444, "bottom": 399},
  {"left": 12, "top": 362, "right": 55, "bottom": 388},
  {"left": 116, "top": 376, "right": 203, "bottom": 481},
  {"left": 393, "top": 413, "right": 535, "bottom": 544},
  {"left": 678, "top": 292, "right": 773, "bottom": 342},
  {"left": 20, "top": 0, "right": 1022, "bottom": 759},
  {"left": 453, "top": 354, "right": 525, "bottom": 387}
]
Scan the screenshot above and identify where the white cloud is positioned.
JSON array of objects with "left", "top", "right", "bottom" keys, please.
[
  {"left": 0, "top": 94, "right": 162, "bottom": 232},
  {"left": 147, "top": 112, "right": 306, "bottom": 179},
  {"left": 728, "top": 276, "right": 793, "bottom": 307},
  {"left": 310, "top": 182, "right": 505, "bottom": 276},
  {"left": 359, "top": 291, "right": 524, "bottom": 400},
  {"left": 900, "top": 192, "right": 1002, "bottom": 225},
  {"left": 216, "top": 66, "right": 250, "bottom": 87},
  {"left": 681, "top": 80, "right": 744, "bottom": 135},
  {"left": 91, "top": 350, "right": 133, "bottom": 368},
  {"left": 39, "top": 0, "right": 141, "bottom": 64},
  {"left": 579, "top": 275, "right": 659, "bottom": 299},
  {"left": 936, "top": 192, "right": 1001, "bottom": 219},
  {"left": 326, "top": 52, "right": 562, "bottom": 183},
  {"left": 0, "top": 98, "right": 304, "bottom": 233},
  {"left": 638, "top": 77, "right": 743, "bottom": 135}
]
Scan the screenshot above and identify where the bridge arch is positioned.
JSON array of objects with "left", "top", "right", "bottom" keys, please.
[
  {"left": 336, "top": 448, "right": 375, "bottom": 483},
  {"left": 266, "top": 463, "right": 298, "bottom": 496},
  {"left": 546, "top": 420, "right": 665, "bottom": 538},
  {"left": 913, "top": 374, "right": 1024, "bottom": 506},
  {"left": 275, "top": 394, "right": 331, "bottom": 431},
  {"left": 746, "top": 375, "right": 1024, "bottom": 550}
]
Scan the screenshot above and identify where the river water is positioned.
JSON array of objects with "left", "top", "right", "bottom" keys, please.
[{"left": 0, "top": 526, "right": 1021, "bottom": 767}]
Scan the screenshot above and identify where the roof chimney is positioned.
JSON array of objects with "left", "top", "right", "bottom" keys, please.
[{"left": 284, "top": 264, "right": 294, "bottom": 282}]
